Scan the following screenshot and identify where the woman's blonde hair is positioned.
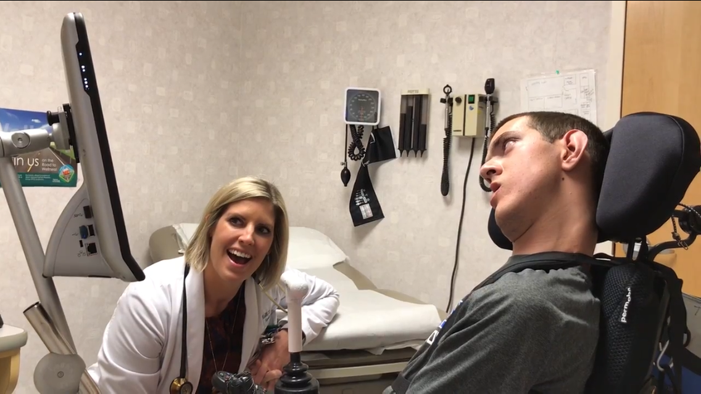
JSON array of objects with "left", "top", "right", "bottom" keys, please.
[{"left": 184, "top": 176, "right": 289, "bottom": 290}]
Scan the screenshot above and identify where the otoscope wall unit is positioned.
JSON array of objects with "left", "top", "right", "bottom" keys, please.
[
  {"left": 451, "top": 94, "right": 487, "bottom": 138},
  {"left": 398, "top": 89, "right": 430, "bottom": 157}
]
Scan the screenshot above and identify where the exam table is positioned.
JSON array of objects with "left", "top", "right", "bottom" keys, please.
[
  {"left": 0, "top": 322, "right": 28, "bottom": 394},
  {"left": 149, "top": 225, "right": 444, "bottom": 393}
]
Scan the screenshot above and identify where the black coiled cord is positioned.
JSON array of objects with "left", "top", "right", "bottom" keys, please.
[
  {"left": 347, "top": 124, "right": 366, "bottom": 162},
  {"left": 441, "top": 120, "right": 452, "bottom": 196}
]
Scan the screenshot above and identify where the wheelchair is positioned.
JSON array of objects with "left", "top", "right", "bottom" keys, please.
[{"left": 487, "top": 111, "right": 701, "bottom": 393}]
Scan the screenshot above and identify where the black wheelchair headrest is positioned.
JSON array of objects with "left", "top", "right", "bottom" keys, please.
[{"left": 489, "top": 112, "right": 701, "bottom": 249}]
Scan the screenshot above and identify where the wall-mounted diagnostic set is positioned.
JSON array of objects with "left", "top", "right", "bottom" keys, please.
[
  {"left": 451, "top": 93, "right": 487, "bottom": 138},
  {"left": 438, "top": 79, "right": 499, "bottom": 197},
  {"left": 398, "top": 89, "right": 430, "bottom": 157},
  {"left": 443, "top": 78, "right": 499, "bottom": 314}
]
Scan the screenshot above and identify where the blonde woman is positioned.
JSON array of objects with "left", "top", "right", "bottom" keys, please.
[{"left": 87, "top": 176, "right": 340, "bottom": 393}]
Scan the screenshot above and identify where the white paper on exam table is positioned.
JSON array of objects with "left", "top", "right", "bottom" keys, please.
[
  {"left": 520, "top": 69, "right": 598, "bottom": 124},
  {"left": 277, "top": 265, "right": 441, "bottom": 355}
]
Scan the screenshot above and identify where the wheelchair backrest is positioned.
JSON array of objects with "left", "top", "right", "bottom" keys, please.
[{"left": 487, "top": 112, "right": 701, "bottom": 393}]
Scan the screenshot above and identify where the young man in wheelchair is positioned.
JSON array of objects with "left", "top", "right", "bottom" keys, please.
[{"left": 386, "top": 111, "right": 611, "bottom": 394}]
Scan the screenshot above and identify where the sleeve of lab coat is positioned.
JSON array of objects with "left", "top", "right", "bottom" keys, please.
[
  {"left": 276, "top": 269, "right": 340, "bottom": 344},
  {"left": 92, "top": 281, "right": 167, "bottom": 393}
]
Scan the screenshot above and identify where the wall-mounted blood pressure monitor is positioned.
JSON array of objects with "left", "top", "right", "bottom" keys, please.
[{"left": 344, "top": 87, "right": 381, "bottom": 126}]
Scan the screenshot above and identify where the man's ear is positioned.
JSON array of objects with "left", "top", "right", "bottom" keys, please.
[{"left": 560, "top": 129, "right": 589, "bottom": 172}]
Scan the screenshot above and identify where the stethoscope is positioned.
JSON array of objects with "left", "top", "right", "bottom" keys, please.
[{"left": 170, "top": 263, "right": 288, "bottom": 393}]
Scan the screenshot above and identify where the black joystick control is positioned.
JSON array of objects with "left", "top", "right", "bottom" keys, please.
[{"left": 274, "top": 353, "right": 319, "bottom": 394}]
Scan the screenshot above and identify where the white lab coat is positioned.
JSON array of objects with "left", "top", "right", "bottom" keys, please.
[{"left": 87, "top": 256, "right": 340, "bottom": 393}]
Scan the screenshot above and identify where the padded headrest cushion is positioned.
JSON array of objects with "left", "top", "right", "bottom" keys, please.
[{"left": 489, "top": 112, "right": 701, "bottom": 250}]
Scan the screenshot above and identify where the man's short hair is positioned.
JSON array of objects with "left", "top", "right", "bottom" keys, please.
[{"left": 494, "top": 111, "right": 610, "bottom": 199}]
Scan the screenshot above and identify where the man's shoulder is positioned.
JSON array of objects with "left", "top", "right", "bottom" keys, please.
[
  {"left": 468, "top": 265, "right": 600, "bottom": 323},
  {"left": 393, "top": 263, "right": 600, "bottom": 394},
  {"left": 483, "top": 264, "right": 595, "bottom": 296}
]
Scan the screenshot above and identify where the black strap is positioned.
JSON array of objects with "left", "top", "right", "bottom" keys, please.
[
  {"left": 473, "top": 252, "right": 608, "bottom": 291},
  {"left": 678, "top": 347, "right": 701, "bottom": 377},
  {"left": 656, "top": 367, "right": 667, "bottom": 393},
  {"left": 651, "top": 262, "right": 686, "bottom": 393},
  {"left": 392, "top": 374, "right": 410, "bottom": 393},
  {"left": 180, "top": 264, "right": 190, "bottom": 379}
]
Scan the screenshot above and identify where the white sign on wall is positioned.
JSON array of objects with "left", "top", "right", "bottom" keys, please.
[{"left": 520, "top": 69, "right": 598, "bottom": 125}]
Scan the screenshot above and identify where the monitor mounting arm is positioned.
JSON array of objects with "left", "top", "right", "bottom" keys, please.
[
  {"left": 0, "top": 11, "right": 150, "bottom": 393},
  {"left": 0, "top": 105, "right": 99, "bottom": 393}
]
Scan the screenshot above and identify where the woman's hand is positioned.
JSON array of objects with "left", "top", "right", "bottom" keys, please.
[{"left": 250, "top": 330, "right": 291, "bottom": 390}]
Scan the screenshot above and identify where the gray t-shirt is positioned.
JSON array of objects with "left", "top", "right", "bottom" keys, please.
[{"left": 386, "top": 252, "right": 601, "bottom": 394}]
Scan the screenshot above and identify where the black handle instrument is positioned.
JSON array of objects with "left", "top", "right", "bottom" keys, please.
[{"left": 440, "top": 85, "right": 453, "bottom": 196}]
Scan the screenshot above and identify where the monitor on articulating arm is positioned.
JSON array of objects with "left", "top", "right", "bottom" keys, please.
[
  {"left": 43, "top": 12, "right": 145, "bottom": 282},
  {"left": 0, "top": 12, "right": 144, "bottom": 393}
]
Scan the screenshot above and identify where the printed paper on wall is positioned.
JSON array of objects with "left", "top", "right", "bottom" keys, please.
[{"left": 0, "top": 107, "right": 77, "bottom": 187}]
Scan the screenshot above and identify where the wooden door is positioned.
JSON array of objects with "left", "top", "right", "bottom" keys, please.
[{"left": 617, "top": 1, "right": 701, "bottom": 296}]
